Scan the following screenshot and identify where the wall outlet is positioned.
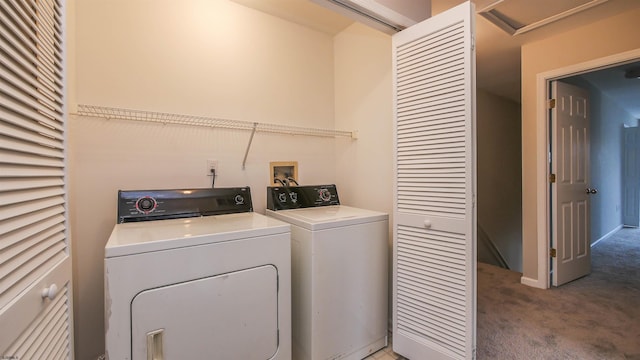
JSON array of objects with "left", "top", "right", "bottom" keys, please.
[{"left": 207, "top": 159, "right": 218, "bottom": 177}]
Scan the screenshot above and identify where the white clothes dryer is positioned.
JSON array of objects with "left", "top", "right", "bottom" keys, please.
[
  {"left": 266, "top": 185, "right": 388, "bottom": 360},
  {"left": 104, "top": 187, "right": 291, "bottom": 360}
]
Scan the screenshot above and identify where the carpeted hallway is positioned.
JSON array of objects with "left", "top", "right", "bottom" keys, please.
[{"left": 477, "top": 227, "right": 640, "bottom": 359}]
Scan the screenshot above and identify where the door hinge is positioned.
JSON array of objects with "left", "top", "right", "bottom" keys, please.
[
  {"left": 549, "top": 174, "right": 556, "bottom": 183},
  {"left": 548, "top": 98, "right": 556, "bottom": 109},
  {"left": 550, "top": 248, "right": 557, "bottom": 258}
]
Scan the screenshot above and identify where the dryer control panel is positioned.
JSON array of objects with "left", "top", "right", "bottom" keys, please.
[
  {"left": 118, "top": 187, "right": 253, "bottom": 223},
  {"left": 266, "top": 184, "right": 340, "bottom": 210}
]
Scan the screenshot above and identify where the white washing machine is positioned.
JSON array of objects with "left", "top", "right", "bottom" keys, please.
[
  {"left": 266, "top": 185, "right": 388, "bottom": 360},
  {"left": 104, "top": 187, "right": 291, "bottom": 360}
]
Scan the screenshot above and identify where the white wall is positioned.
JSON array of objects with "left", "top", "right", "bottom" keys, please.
[
  {"left": 73, "top": 0, "right": 336, "bottom": 127},
  {"left": 69, "top": 1, "right": 343, "bottom": 358}
]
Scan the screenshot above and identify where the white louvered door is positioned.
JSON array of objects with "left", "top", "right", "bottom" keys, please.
[
  {"left": 392, "top": 2, "right": 476, "bottom": 359},
  {"left": 0, "top": 0, "right": 73, "bottom": 359}
]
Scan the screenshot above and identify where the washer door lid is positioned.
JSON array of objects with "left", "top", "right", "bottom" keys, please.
[{"left": 131, "top": 265, "right": 279, "bottom": 359}]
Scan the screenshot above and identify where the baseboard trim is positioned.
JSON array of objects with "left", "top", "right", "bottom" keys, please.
[
  {"left": 520, "top": 276, "right": 546, "bottom": 289},
  {"left": 592, "top": 224, "right": 623, "bottom": 248}
]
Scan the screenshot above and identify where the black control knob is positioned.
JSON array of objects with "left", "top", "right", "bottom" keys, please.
[
  {"left": 319, "top": 188, "right": 332, "bottom": 202},
  {"left": 136, "top": 197, "right": 157, "bottom": 214}
]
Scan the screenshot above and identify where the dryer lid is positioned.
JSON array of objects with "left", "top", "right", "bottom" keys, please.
[
  {"left": 266, "top": 205, "right": 388, "bottom": 231},
  {"left": 105, "top": 212, "right": 290, "bottom": 257}
]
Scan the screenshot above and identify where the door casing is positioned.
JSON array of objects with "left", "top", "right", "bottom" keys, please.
[{"left": 527, "top": 49, "right": 640, "bottom": 289}]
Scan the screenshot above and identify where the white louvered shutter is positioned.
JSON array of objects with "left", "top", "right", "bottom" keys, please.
[
  {"left": 392, "top": 2, "right": 476, "bottom": 359},
  {"left": 0, "top": 0, "right": 72, "bottom": 359}
]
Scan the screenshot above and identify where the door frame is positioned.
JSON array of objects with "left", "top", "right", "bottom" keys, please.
[{"left": 530, "top": 48, "right": 640, "bottom": 289}]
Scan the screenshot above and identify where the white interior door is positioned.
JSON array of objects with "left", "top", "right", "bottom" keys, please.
[
  {"left": 392, "top": 2, "right": 476, "bottom": 359},
  {"left": 623, "top": 126, "right": 640, "bottom": 227},
  {"left": 551, "top": 81, "right": 591, "bottom": 286}
]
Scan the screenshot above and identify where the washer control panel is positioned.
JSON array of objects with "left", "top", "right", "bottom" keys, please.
[
  {"left": 118, "top": 187, "right": 252, "bottom": 223},
  {"left": 266, "top": 184, "right": 340, "bottom": 210}
]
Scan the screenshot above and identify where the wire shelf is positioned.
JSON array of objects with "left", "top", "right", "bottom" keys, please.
[{"left": 74, "top": 104, "right": 355, "bottom": 138}]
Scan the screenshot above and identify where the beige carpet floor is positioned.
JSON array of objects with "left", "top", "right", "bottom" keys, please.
[{"left": 477, "top": 227, "right": 640, "bottom": 359}]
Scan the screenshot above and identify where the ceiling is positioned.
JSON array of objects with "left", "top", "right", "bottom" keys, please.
[
  {"left": 231, "top": 0, "right": 640, "bottom": 118},
  {"left": 432, "top": 0, "right": 640, "bottom": 113}
]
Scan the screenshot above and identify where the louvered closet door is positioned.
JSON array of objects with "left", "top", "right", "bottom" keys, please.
[
  {"left": 0, "top": 0, "right": 72, "bottom": 359},
  {"left": 392, "top": 2, "right": 476, "bottom": 359}
]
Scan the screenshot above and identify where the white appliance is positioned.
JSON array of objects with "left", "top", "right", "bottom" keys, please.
[
  {"left": 104, "top": 187, "right": 291, "bottom": 360},
  {"left": 266, "top": 185, "right": 388, "bottom": 360}
]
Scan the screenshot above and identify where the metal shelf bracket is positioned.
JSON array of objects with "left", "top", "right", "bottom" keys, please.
[{"left": 242, "top": 123, "right": 258, "bottom": 170}]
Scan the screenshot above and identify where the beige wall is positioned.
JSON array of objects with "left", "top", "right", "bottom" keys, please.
[
  {"left": 521, "top": 8, "right": 640, "bottom": 284},
  {"left": 69, "top": 1, "right": 343, "bottom": 359},
  {"left": 334, "top": 23, "right": 393, "bottom": 215},
  {"left": 477, "top": 90, "right": 522, "bottom": 271},
  {"left": 333, "top": 22, "right": 394, "bottom": 326}
]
